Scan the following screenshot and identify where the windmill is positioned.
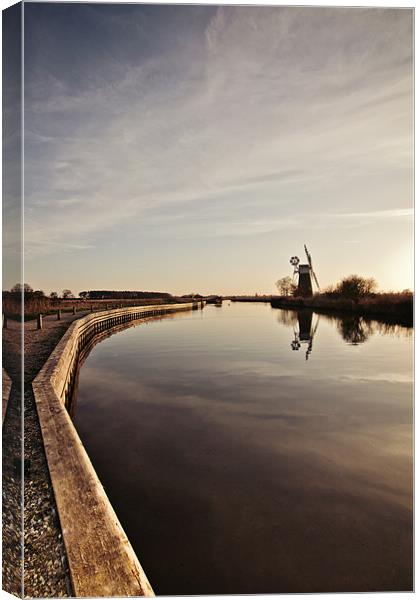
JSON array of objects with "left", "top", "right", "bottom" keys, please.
[{"left": 289, "top": 244, "right": 321, "bottom": 297}]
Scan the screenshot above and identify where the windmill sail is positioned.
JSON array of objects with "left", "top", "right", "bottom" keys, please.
[
  {"left": 311, "top": 270, "right": 321, "bottom": 291},
  {"left": 304, "top": 244, "right": 320, "bottom": 291}
]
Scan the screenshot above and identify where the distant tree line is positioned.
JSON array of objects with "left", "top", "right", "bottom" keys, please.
[
  {"left": 3, "top": 285, "right": 178, "bottom": 303},
  {"left": 78, "top": 290, "right": 173, "bottom": 300},
  {"left": 3, "top": 284, "right": 75, "bottom": 300},
  {"left": 3, "top": 283, "right": 45, "bottom": 299}
]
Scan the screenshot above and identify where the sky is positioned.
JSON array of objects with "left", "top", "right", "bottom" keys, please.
[{"left": 7, "top": 3, "right": 413, "bottom": 295}]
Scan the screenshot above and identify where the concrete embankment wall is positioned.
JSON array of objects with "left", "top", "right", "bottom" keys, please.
[{"left": 32, "top": 302, "right": 199, "bottom": 597}]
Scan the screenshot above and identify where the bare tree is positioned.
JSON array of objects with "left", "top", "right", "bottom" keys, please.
[
  {"left": 276, "top": 276, "right": 296, "bottom": 296},
  {"left": 11, "top": 283, "right": 33, "bottom": 294}
]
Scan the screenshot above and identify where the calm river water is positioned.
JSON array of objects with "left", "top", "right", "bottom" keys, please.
[{"left": 74, "top": 302, "right": 413, "bottom": 594}]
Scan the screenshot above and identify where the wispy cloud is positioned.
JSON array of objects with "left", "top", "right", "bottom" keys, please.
[
  {"left": 331, "top": 208, "right": 413, "bottom": 220},
  {"left": 137, "top": 206, "right": 413, "bottom": 239}
]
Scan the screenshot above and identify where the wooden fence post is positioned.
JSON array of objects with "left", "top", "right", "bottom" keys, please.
[
  {"left": 57, "top": 309, "right": 61, "bottom": 320},
  {"left": 72, "top": 306, "right": 76, "bottom": 315},
  {"left": 3, "top": 314, "right": 7, "bottom": 329},
  {"left": 37, "top": 314, "right": 43, "bottom": 330}
]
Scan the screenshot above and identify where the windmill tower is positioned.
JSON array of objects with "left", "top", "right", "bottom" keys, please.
[{"left": 290, "top": 245, "right": 321, "bottom": 297}]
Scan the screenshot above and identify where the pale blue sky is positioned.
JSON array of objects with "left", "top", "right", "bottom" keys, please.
[{"left": 17, "top": 4, "right": 413, "bottom": 295}]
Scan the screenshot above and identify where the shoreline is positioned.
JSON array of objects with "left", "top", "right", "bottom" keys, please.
[{"left": 230, "top": 295, "right": 413, "bottom": 326}]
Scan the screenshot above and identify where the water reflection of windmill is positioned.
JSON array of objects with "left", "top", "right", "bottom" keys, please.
[
  {"left": 290, "top": 245, "right": 321, "bottom": 297},
  {"left": 291, "top": 310, "right": 320, "bottom": 360}
]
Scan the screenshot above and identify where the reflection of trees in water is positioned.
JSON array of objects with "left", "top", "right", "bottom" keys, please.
[
  {"left": 320, "top": 312, "right": 412, "bottom": 344},
  {"left": 276, "top": 307, "right": 413, "bottom": 353},
  {"left": 373, "top": 321, "right": 413, "bottom": 339},
  {"left": 338, "top": 316, "right": 374, "bottom": 345},
  {"left": 276, "top": 310, "right": 298, "bottom": 327}
]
